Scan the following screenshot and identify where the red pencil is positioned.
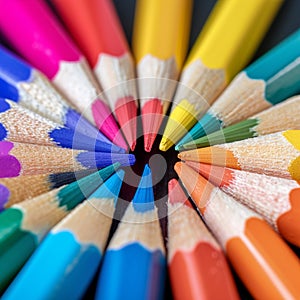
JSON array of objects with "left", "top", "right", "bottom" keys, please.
[
  {"left": 52, "top": 0, "right": 138, "bottom": 150},
  {"left": 168, "top": 179, "right": 239, "bottom": 300}
]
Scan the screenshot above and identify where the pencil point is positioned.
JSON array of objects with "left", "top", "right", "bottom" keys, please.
[
  {"left": 168, "top": 178, "right": 191, "bottom": 206},
  {"left": 132, "top": 164, "right": 154, "bottom": 212},
  {"left": 159, "top": 136, "right": 172, "bottom": 152}
]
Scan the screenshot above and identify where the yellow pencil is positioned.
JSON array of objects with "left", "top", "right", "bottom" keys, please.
[
  {"left": 160, "top": 0, "right": 283, "bottom": 151},
  {"left": 133, "top": 0, "right": 192, "bottom": 151}
]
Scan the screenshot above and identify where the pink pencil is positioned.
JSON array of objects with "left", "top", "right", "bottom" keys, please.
[{"left": 0, "top": 0, "right": 127, "bottom": 149}]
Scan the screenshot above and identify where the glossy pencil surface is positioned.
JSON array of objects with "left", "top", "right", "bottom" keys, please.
[
  {"left": 0, "top": 165, "right": 117, "bottom": 292},
  {"left": 133, "top": 0, "right": 192, "bottom": 151},
  {"left": 53, "top": 0, "right": 138, "bottom": 150},
  {"left": 175, "top": 162, "right": 300, "bottom": 299},
  {"left": 168, "top": 179, "right": 239, "bottom": 300},
  {"left": 3, "top": 170, "right": 124, "bottom": 300},
  {"left": 182, "top": 28, "right": 300, "bottom": 145},
  {"left": 0, "top": 0, "right": 127, "bottom": 149},
  {"left": 160, "top": 0, "right": 282, "bottom": 151},
  {"left": 96, "top": 165, "right": 166, "bottom": 300}
]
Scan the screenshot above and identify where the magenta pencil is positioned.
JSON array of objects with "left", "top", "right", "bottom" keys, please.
[{"left": 0, "top": 0, "right": 127, "bottom": 149}]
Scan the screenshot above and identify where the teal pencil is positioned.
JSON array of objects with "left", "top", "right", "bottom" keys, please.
[
  {"left": 2, "top": 170, "right": 124, "bottom": 300},
  {"left": 0, "top": 169, "right": 96, "bottom": 210},
  {"left": 177, "top": 94, "right": 300, "bottom": 150},
  {"left": 0, "top": 163, "right": 119, "bottom": 292},
  {"left": 96, "top": 164, "right": 166, "bottom": 300},
  {"left": 178, "top": 28, "right": 300, "bottom": 147}
]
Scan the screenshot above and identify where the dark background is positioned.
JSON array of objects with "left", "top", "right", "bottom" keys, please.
[{"left": 90, "top": 1, "right": 300, "bottom": 299}]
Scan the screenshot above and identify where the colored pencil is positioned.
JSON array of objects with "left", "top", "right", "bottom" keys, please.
[
  {"left": 160, "top": 0, "right": 283, "bottom": 151},
  {"left": 0, "top": 45, "right": 102, "bottom": 139},
  {"left": 175, "top": 162, "right": 300, "bottom": 299},
  {"left": 0, "top": 141, "right": 135, "bottom": 178},
  {"left": 0, "top": 169, "right": 96, "bottom": 210},
  {"left": 2, "top": 170, "right": 125, "bottom": 300},
  {"left": 177, "top": 95, "right": 300, "bottom": 150},
  {"left": 0, "top": 164, "right": 118, "bottom": 292},
  {"left": 185, "top": 161, "right": 300, "bottom": 247},
  {"left": 167, "top": 179, "right": 239, "bottom": 300},
  {"left": 133, "top": 0, "right": 192, "bottom": 151},
  {"left": 0, "top": 0, "right": 127, "bottom": 150},
  {"left": 96, "top": 164, "right": 166, "bottom": 300},
  {"left": 181, "top": 28, "right": 300, "bottom": 145},
  {"left": 178, "top": 130, "right": 300, "bottom": 182},
  {"left": 52, "top": 0, "right": 138, "bottom": 151},
  {"left": 0, "top": 98, "right": 124, "bottom": 153}
]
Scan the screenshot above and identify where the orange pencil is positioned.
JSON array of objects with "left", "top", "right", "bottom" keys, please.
[
  {"left": 52, "top": 0, "right": 138, "bottom": 150},
  {"left": 179, "top": 130, "right": 300, "bottom": 182},
  {"left": 167, "top": 179, "right": 239, "bottom": 300},
  {"left": 175, "top": 162, "right": 300, "bottom": 300},
  {"left": 186, "top": 161, "right": 300, "bottom": 247}
]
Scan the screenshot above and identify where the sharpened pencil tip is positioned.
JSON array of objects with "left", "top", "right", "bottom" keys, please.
[
  {"left": 132, "top": 164, "right": 154, "bottom": 212},
  {"left": 159, "top": 137, "right": 173, "bottom": 152},
  {"left": 144, "top": 134, "right": 155, "bottom": 152}
]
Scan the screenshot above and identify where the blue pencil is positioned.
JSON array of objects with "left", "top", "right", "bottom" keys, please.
[
  {"left": 96, "top": 164, "right": 166, "bottom": 300},
  {"left": 0, "top": 163, "right": 119, "bottom": 292},
  {"left": 0, "top": 98, "right": 123, "bottom": 153},
  {"left": 0, "top": 45, "right": 107, "bottom": 142},
  {"left": 0, "top": 141, "right": 135, "bottom": 178},
  {"left": 2, "top": 169, "right": 125, "bottom": 299},
  {"left": 177, "top": 28, "right": 300, "bottom": 149}
]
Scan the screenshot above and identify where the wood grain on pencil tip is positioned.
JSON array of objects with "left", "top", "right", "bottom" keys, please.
[
  {"left": 0, "top": 164, "right": 118, "bottom": 292},
  {"left": 0, "top": 141, "right": 134, "bottom": 178},
  {"left": 178, "top": 130, "right": 300, "bottom": 182},
  {"left": 96, "top": 164, "right": 166, "bottom": 300},
  {"left": 180, "top": 27, "right": 300, "bottom": 146},
  {"left": 186, "top": 161, "right": 300, "bottom": 247},
  {"left": 167, "top": 179, "right": 239, "bottom": 300},
  {"left": 160, "top": 0, "right": 283, "bottom": 151},
  {"left": 177, "top": 94, "right": 300, "bottom": 150},
  {"left": 2, "top": 170, "right": 125, "bottom": 299},
  {"left": 133, "top": 0, "right": 192, "bottom": 151},
  {"left": 0, "top": 0, "right": 127, "bottom": 149},
  {"left": 175, "top": 162, "right": 300, "bottom": 300},
  {"left": 52, "top": 0, "right": 138, "bottom": 150}
]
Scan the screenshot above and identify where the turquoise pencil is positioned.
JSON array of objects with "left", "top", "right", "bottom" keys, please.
[
  {"left": 2, "top": 170, "right": 124, "bottom": 300},
  {"left": 178, "top": 28, "right": 300, "bottom": 148},
  {"left": 0, "top": 163, "right": 119, "bottom": 292},
  {"left": 96, "top": 164, "right": 166, "bottom": 300}
]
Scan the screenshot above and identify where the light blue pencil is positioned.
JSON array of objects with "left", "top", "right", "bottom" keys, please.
[
  {"left": 2, "top": 170, "right": 124, "bottom": 300},
  {"left": 96, "top": 164, "right": 166, "bottom": 300}
]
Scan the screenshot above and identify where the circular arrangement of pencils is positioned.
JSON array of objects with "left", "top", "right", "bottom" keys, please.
[{"left": 0, "top": 0, "right": 300, "bottom": 299}]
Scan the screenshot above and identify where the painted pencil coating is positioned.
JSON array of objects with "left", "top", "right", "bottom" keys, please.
[
  {"left": 0, "top": 165, "right": 117, "bottom": 292},
  {"left": 133, "top": 0, "right": 192, "bottom": 151},
  {"left": 52, "top": 0, "right": 138, "bottom": 150},
  {"left": 187, "top": 162, "right": 300, "bottom": 247},
  {"left": 96, "top": 165, "right": 166, "bottom": 300},
  {"left": 0, "top": 141, "right": 135, "bottom": 178},
  {"left": 183, "top": 28, "right": 300, "bottom": 145},
  {"left": 175, "top": 162, "right": 300, "bottom": 299},
  {"left": 167, "top": 179, "right": 239, "bottom": 300},
  {"left": 3, "top": 170, "right": 124, "bottom": 300},
  {"left": 160, "top": 0, "right": 282, "bottom": 151},
  {"left": 0, "top": 0, "right": 127, "bottom": 149},
  {"left": 179, "top": 130, "right": 300, "bottom": 181}
]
